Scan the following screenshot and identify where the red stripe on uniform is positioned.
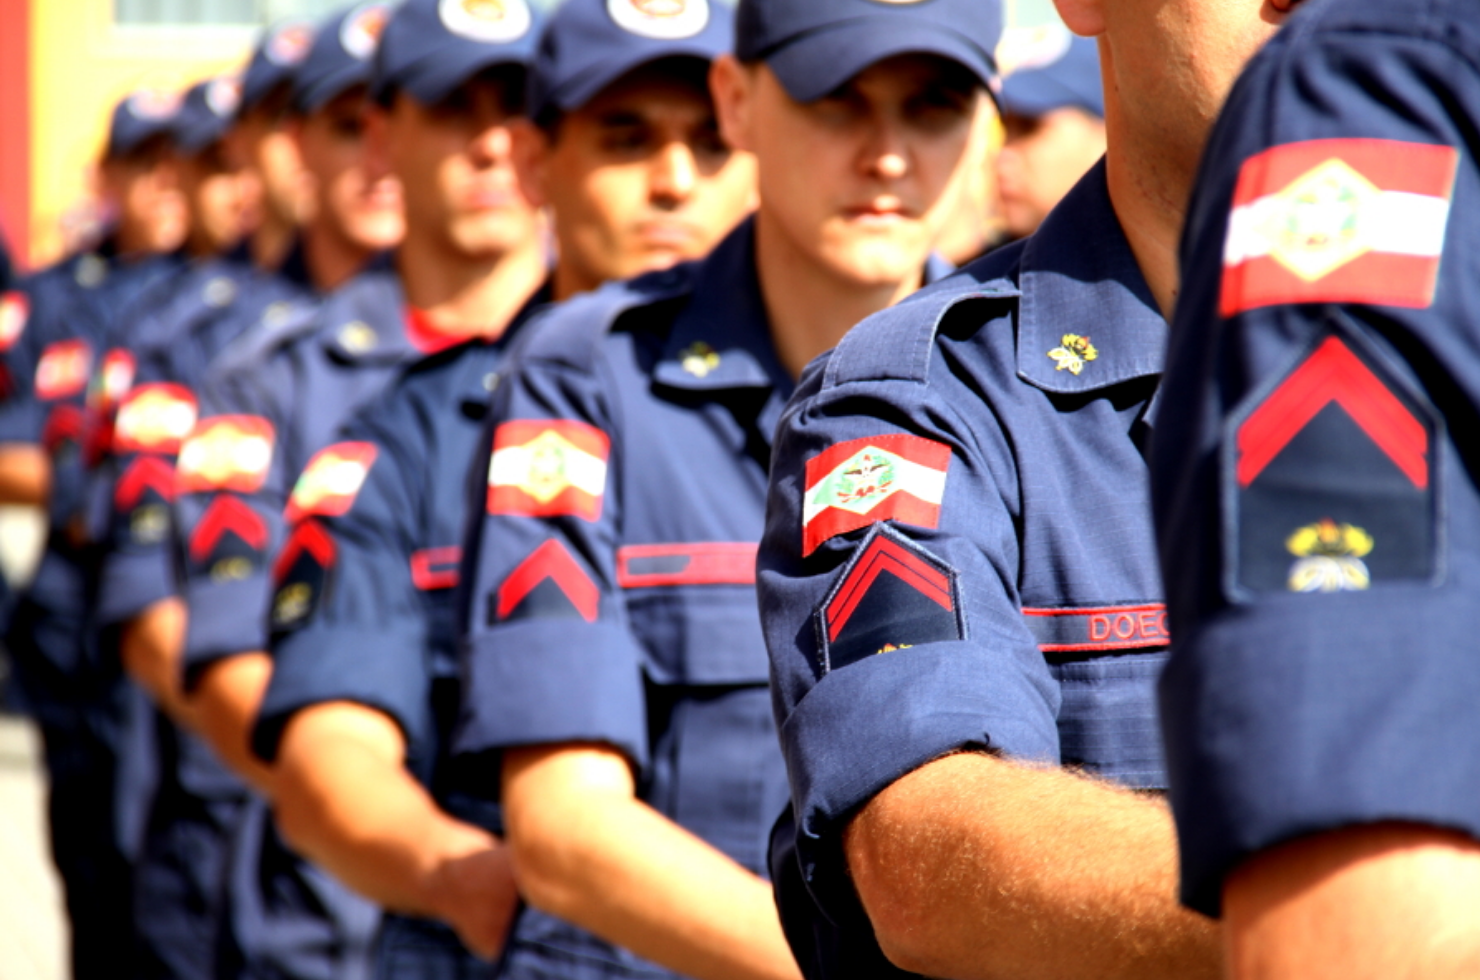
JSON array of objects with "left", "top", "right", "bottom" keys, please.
[{"left": 615, "top": 542, "right": 757, "bottom": 588}]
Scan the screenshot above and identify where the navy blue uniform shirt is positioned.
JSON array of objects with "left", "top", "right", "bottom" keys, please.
[
  {"left": 758, "top": 163, "right": 1172, "bottom": 977},
  {"left": 457, "top": 219, "right": 830, "bottom": 977},
  {"left": 1152, "top": 0, "right": 1480, "bottom": 917}
]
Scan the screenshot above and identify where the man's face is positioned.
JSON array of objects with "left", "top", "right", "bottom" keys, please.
[
  {"left": 996, "top": 108, "right": 1105, "bottom": 239},
  {"left": 517, "top": 62, "right": 756, "bottom": 297},
  {"left": 232, "top": 91, "right": 311, "bottom": 229},
  {"left": 296, "top": 87, "right": 405, "bottom": 252},
  {"left": 384, "top": 70, "right": 538, "bottom": 259},
  {"left": 720, "top": 54, "right": 990, "bottom": 288},
  {"left": 100, "top": 136, "right": 186, "bottom": 254},
  {"left": 179, "top": 138, "right": 259, "bottom": 255}
]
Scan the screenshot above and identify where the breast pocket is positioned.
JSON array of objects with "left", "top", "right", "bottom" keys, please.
[{"left": 1050, "top": 650, "right": 1169, "bottom": 789}]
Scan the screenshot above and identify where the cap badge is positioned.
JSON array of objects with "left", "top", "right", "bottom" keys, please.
[
  {"left": 607, "top": 0, "right": 709, "bottom": 40},
  {"left": 680, "top": 342, "right": 720, "bottom": 378},
  {"left": 1286, "top": 518, "right": 1373, "bottom": 593},
  {"left": 206, "top": 77, "right": 242, "bottom": 118},
  {"left": 1048, "top": 334, "right": 1097, "bottom": 375},
  {"left": 126, "top": 89, "right": 182, "bottom": 121},
  {"left": 440, "top": 0, "right": 533, "bottom": 43},
  {"left": 337, "top": 321, "right": 379, "bottom": 353},
  {"left": 266, "top": 22, "right": 314, "bottom": 66},
  {"left": 341, "top": 1, "right": 391, "bottom": 61}
]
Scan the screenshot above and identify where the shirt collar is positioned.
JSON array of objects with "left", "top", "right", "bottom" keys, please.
[
  {"left": 321, "top": 270, "right": 415, "bottom": 364},
  {"left": 1014, "top": 161, "right": 1167, "bottom": 394}
]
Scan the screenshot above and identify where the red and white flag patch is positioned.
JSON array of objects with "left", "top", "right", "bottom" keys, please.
[
  {"left": 0, "top": 292, "right": 29, "bottom": 352},
  {"left": 488, "top": 420, "right": 610, "bottom": 520},
  {"left": 802, "top": 434, "right": 951, "bottom": 557},
  {"left": 285, "top": 442, "right": 378, "bottom": 524},
  {"left": 177, "top": 416, "right": 276, "bottom": 493},
  {"left": 35, "top": 339, "right": 92, "bottom": 400},
  {"left": 1221, "top": 139, "right": 1459, "bottom": 317},
  {"left": 114, "top": 383, "right": 198, "bottom": 454}
]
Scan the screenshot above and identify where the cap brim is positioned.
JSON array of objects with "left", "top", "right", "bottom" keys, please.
[
  {"left": 297, "top": 62, "right": 373, "bottom": 113},
  {"left": 542, "top": 44, "right": 719, "bottom": 116},
  {"left": 388, "top": 47, "right": 533, "bottom": 107},
  {"left": 765, "top": 20, "right": 996, "bottom": 104}
]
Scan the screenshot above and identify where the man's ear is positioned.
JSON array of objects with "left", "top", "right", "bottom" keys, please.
[
  {"left": 709, "top": 54, "right": 756, "bottom": 155},
  {"left": 509, "top": 118, "right": 551, "bottom": 210},
  {"left": 1052, "top": 0, "right": 1106, "bottom": 38}
]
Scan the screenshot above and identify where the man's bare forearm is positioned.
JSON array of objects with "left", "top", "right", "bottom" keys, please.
[
  {"left": 187, "top": 652, "right": 277, "bottom": 794},
  {"left": 845, "top": 752, "right": 1219, "bottom": 980},
  {"left": 1224, "top": 823, "right": 1480, "bottom": 980}
]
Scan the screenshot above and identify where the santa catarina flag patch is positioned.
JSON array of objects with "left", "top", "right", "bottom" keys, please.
[
  {"left": 177, "top": 416, "right": 275, "bottom": 493},
  {"left": 0, "top": 292, "right": 29, "bottom": 351},
  {"left": 488, "top": 420, "right": 610, "bottom": 520},
  {"left": 1221, "top": 138, "right": 1459, "bottom": 317},
  {"left": 114, "top": 383, "right": 198, "bottom": 454},
  {"left": 285, "top": 442, "right": 377, "bottom": 525},
  {"left": 36, "top": 339, "right": 92, "bottom": 400},
  {"left": 802, "top": 433, "right": 950, "bottom": 557}
]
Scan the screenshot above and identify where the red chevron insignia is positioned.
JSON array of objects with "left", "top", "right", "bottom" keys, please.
[
  {"left": 274, "top": 520, "right": 336, "bottom": 584},
  {"left": 42, "top": 404, "right": 85, "bottom": 453},
  {"left": 1237, "top": 337, "right": 1428, "bottom": 489},
  {"left": 190, "top": 496, "right": 269, "bottom": 563},
  {"left": 496, "top": 539, "right": 599, "bottom": 623},
  {"left": 825, "top": 532, "right": 953, "bottom": 643},
  {"left": 116, "top": 457, "right": 179, "bottom": 510}
]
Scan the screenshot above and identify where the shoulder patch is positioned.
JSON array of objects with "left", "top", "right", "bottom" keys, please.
[
  {"left": 178, "top": 416, "right": 275, "bottom": 493},
  {"left": 188, "top": 495, "right": 269, "bottom": 582},
  {"left": 492, "top": 539, "right": 600, "bottom": 625},
  {"left": 815, "top": 524, "right": 964, "bottom": 673},
  {"left": 272, "top": 520, "right": 337, "bottom": 631},
  {"left": 1221, "top": 139, "right": 1459, "bottom": 316},
  {"left": 92, "top": 349, "right": 137, "bottom": 411},
  {"left": 488, "top": 420, "right": 610, "bottom": 521},
  {"left": 114, "top": 383, "right": 198, "bottom": 453},
  {"left": 0, "top": 292, "right": 29, "bottom": 351},
  {"left": 286, "top": 442, "right": 378, "bottom": 525},
  {"left": 1226, "top": 330, "right": 1439, "bottom": 597},
  {"left": 802, "top": 433, "right": 950, "bottom": 557},
  {"left": 36, "top": 339, "right": 92, "bottom": 400}
]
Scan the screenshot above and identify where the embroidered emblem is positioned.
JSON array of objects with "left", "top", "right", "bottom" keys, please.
[
  {"left": 802, "top": 433, "right": 949, "bottom": 557},
  {"left": 189, "top": 496, "right": 269, "bottom": 566},
  {"left": 488, "top": 420, "right": 610, "bottom": 520},
  {"left": 285, "top": 442, "right": 377, "bottom": 525},
  {"left": 266, "top": 22, "right": 314, "bottom": 65},
  {"left": 116, "top": 457, "right": 179, "bottom": 510},
  {"left": 114, "top": 384, "right": 198, "bottom": 454},
  {"left": 607, "top": 0, "right": 709, "bottom": 40},
  {"left": 125, "top": 89, "right": 182, "bottom": 121},
  {"left": 340, "top": 1, "right": 391, "bottom": 59},
  {"left": 205, "top": 78, "right": 241, "bottom": 119},
  {"left": 679, "top": 342, "right": 720, "bottom": 378},
  {"left": 272, "top": 521, "right": 337, "bottom": 629},
  {"left": 337, "top": 321, "right": 379, "bottom": 353},
  {"left": 0, "top": 292, "right": 28, "bottom": 351},
  {"left": 92, "top": 349, "right": 137, "bottom": 411},
  {"left": 1222, "top": 139, "right": 1458, "bottom": 316},
  {"left": 439, "top": 0, "right": 532, "bottom": 43},
  {"left": 177, "top": 416, "right": 275, "bottom": 493},
  {"left": 493, "top": 539, "right": 600, "bottom": 624},
  {"left": 1047, "top": 333, "right": 1097, "bottom": 375},
  {"left": 35, "top": 340, "right": 92, "bottom": 401},
  {"left": 816, "top": 524, "right": 963, "bottom": 673},
  {"left": 1285, "top": 518, "right": 1373, "bottom": 593}
]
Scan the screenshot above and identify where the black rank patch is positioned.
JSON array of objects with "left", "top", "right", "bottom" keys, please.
[
  {"left": 270, "top": 520, "right": 336, "bottom": 632},
  {"left": 1226, "top": 331, "right": 1440, "bottom": 598},
  {"left": 491, "top": 539, "right": 600, "bottom": 625},
  {"left": 815, "top": 523, "right": 964, "bottom": 673}
]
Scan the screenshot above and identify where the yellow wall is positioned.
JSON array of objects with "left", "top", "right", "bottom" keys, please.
[{"left": 28, "top": 0, "right": 254, "bottom": 265}]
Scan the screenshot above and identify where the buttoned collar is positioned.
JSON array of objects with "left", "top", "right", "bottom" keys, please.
[{"left": 1014, "top": 161, "right": 1167, "bottom": 395}]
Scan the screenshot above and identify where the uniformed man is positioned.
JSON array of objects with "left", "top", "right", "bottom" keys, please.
[
  {"left": 755, "top": 1, "right": 1300, "bottom": 979},
  {"left": 451, "top": 1, "right": 997, "bottom": 978},
  {"left": 0, "top": 88, "right": 185, "bottom": 980},
  {"left": 250, "top": 0, "right": 756, "bottom": 976},
  {"left": 995, "top": 31, "right": 1105, "bottom": 241},
  {"left": 1150, "top": 0, "right": 1479, "bottom": 975},
  {"left": 172, "top": 2, "right": 543, "bottom": 976}
]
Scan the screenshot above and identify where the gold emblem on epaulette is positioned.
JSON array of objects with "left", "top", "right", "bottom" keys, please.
[
  {"left": 1286, "top": 518, "right": 1373, "bottom": 593},
  {"left": 338, "top": 321, "right": 378, "bottom": 353},
  {"left": 1048, "top": 334, "right": 1097, "bottom": 375},
  {"left": 680, "top": 342, "right": 720, "bottom": 378},
  {"left": 272, "top": 582, "right": 314, "bottom": 627}
]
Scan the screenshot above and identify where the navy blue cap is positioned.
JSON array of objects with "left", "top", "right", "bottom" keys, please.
[
  {"left": 374, "top": 0, "right": 543, "bottom": 107},
  {"left": 241, "top": 20, "right": 316, "bottom": 113},
  {"left": 171, "top": 77, "right": 242, "bottom": 154},
  {"left": 735, "top": 0, "right": 1002, "bottom": 104},
  {"left": 529, "top": 0, "right": 732, "bottom": 120},
  {"left": 294, "top": 2, "right": 395, "bottom": 113},
  {"left": 106, "top": 89, "right": 183, "bottom": 158},
  {"left": 999, "top": 32, "right": 1102, "bottom": 119}
]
